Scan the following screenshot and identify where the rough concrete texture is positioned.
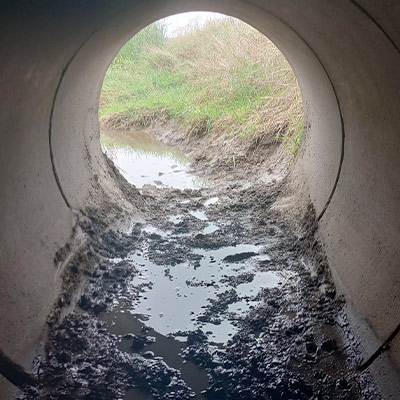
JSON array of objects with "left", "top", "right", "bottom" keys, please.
[{"left": 0, "top": 0, "right": 399, "bottom": 383}]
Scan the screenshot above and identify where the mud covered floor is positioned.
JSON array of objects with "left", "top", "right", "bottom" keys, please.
[{"left": 18, "top": 128, "right": 381, "bottom": 399}]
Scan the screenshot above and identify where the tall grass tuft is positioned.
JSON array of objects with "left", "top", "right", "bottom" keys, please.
[
  {"left": 100, "top": 17, "right": 303, "bottom": 155},
  {"left": 113, "top": 22, "right": 166, "bottom": 64}
]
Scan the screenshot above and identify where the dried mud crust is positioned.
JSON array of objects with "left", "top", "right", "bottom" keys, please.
[{"left": 18, "top": 127, "right": 381, "bottom": 399}]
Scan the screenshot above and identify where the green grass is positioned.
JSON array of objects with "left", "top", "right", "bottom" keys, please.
[{"left": 100, "top": 17, "right": 303, "bottom": 154}]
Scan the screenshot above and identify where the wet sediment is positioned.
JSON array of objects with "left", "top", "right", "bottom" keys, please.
[{"left": 16, "top": 129, "right": 381, "bottom": 399}]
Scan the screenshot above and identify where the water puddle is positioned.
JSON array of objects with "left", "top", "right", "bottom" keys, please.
[
  {"left": 103, "top": 242, "right": 296, "bottom": 399},
  {"left": 169, "top": 214, "right": 185, "bottom": 224},
  {"left": 102, "top": 310, "right": 209, "bottom": 399},
  {"left": 202, "top": 223, "right": 220, "bottom": 235},
  {"left": 142, "top": 225, "right": 169, "bottom": 237},
  {"left": 204, "top": 197, "right": 219, "bottom": 206},
  {"left": 106, "top": 244, "right": 294, "bottom": 344},
  {"left": 101, "top": 129, "right": 203, "bottom": 190},
  {"left": 100, "top": 128, "right": 297, "bottom": 399},
  {"left": 189, "top": 210, "right": 208, "bottom": 221}
]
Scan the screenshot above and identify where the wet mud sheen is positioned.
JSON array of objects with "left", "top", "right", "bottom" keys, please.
[{"left": 17, "top": 129, "right": 381, "bottom": 399}]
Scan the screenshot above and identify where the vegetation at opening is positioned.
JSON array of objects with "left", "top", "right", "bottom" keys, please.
[{"left": 100, "top": 17, "right": 303, "bottom": 154}]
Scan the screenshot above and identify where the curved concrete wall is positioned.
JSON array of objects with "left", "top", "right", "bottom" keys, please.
[{"left": 0, "top": 0, "right": 399, "bottom": 378}]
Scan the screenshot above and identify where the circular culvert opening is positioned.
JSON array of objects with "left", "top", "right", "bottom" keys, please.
[
  {"left": 98, "top": 12, "right": 304, "bottom": 192},
  {"left": 4, "top": 1, "right": 400, "bottom": 398},
  {"left": 40, "top": 11, "right": 377, "bottom": 400}
]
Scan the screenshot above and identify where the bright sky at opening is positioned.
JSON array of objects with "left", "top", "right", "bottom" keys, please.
[{"left": 162, "top": 12, "right": 227, "bottom": 37}]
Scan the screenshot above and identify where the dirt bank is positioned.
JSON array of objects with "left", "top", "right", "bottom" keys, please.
[{"left": 101, "top": 115, "right": 292, "bottom": 184}]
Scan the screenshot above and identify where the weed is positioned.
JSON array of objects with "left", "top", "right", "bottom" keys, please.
[{"left": 100, "top": 16, "right": 303, "bottom": 155}]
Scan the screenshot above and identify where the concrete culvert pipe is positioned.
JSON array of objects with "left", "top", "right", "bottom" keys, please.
[{"left": 0, "top": 0, "right": 399, "bottom": 397}]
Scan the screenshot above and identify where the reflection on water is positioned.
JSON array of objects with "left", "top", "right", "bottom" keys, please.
[
  {"left": 101, "top": 129, "right": 203, "bottom": 190},
  {"left": 110, "top": 244, "right": 293, "bottom": 344},
  {"left": 103, "top": 241, "right": 295, "bottom": 399},
  {"left": 202, "top": 223, "right": 220, "bottom": 234},
  {"left": 100, "top": 128, "right": 297, "bottom": 399},
  {"left": 204, "top": 197, "right": 219, "bottom": 206},
  {"left": 102, "top": 310, "right": 209, "bottom": 400}
]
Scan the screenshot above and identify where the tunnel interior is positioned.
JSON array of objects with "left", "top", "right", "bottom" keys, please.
[{"left": 1, "top": 0, "right": 399, "bottom": 396}]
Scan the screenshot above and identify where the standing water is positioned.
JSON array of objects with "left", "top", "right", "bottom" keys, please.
[
  {"left": 101, "top": 129, "right": 203, "bottom": 190},
  {"left": 23, "top": 129, "right": 373, "bottom": 400},
  {"left": 100, "top": 129, "right": 296, "bottom": 399}
]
